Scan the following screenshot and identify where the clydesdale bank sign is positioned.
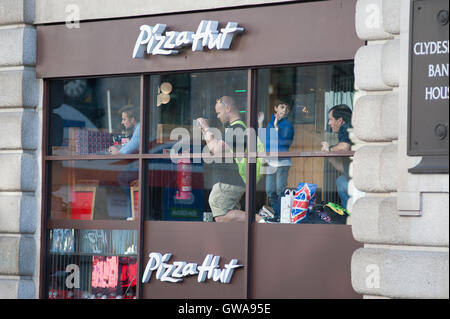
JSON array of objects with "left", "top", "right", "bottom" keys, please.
[
  {"left": 142, "top": 252, "right": 243, "bottom": 284},
  {"left": 132, "top": 20, "right": 244, "bottom": 58}
]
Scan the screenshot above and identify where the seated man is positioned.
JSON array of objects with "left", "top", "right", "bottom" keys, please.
[
  {"left": 109, "top": 105, "right": 140, "bottom": 155},
  {"left": 321, "top": 104, "right": 352, "bottom": 209},
  {"left": 109, "top": 105, "right": 140, "bottom": 219}
]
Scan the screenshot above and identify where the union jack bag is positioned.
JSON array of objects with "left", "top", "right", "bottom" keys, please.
[{"left": 290, "top": 183, "right": 317, "bottom": 224}]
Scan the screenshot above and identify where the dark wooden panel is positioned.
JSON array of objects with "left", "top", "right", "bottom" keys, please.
[
  {"left": 251, "top": 223, "right": 362, "bottom": 299},
  {"left": 142, "top": 221, "right": 247, "bottom": 299},
  {"left": 36, "top": 0, "right": 362, "bottom": 78}
]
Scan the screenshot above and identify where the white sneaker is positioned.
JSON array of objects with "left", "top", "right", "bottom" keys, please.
[
  {"left": 257, "top": 216, "right": 276, "bottom": 223},
  {"left": 258, "top": 205, "right": 275, "bottom": 219}
]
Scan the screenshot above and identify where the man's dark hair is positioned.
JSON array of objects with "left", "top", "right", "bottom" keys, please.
[
  {"left": 274, "top": 98, "right": 291, "bottom": 110},
  {"left": 329, "top": 104, "right": 352, "bottom": 124},
  {"left": 119, "top": 104, "right": 139, "bottom": 122}
]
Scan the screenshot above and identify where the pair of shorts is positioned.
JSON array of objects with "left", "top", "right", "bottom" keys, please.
[{"left": 208, "top": 182, "right": 245, "bottom": 218}]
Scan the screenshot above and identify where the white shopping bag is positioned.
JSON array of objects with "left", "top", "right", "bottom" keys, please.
[{"left": 280, "top": 189, "right": 296, "bottom": 223}]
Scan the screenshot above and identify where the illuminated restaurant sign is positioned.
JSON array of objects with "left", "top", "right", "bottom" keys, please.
[
  {"left": 142, "top": 252, "right": 243, "bottom": 284},
  {"left": 132, "top": 20, "right": 244, "bottom": 58}
]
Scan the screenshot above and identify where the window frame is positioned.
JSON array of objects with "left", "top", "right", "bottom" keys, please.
[{"left": 40, "top": 63, "right": 355, "bottom": 299}]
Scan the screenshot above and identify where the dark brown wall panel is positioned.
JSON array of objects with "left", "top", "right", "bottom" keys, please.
[
  {"left": 251, "top": 224, "right": 362, "bottom": 299},
  {"left": 37, "top": 0, "right": 361, "bottom": 78},
  {"left": 142, "top": 221, "right": 247, "bottom": 299}
]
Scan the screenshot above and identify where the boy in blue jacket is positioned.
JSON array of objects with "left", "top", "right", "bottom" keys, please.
[{"left": 258, "top": 99, "right": 295, "bottom": 221}]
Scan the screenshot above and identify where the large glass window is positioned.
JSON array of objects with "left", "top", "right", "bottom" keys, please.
[
  {"left": 254, "top": 62, "right": 354, "bottom": 224},
  {"left": 147, "top": 70, "right": 247, "bottom": 154},
  {"left": 145, "top": 157, "right": 246, "bottom": 222},
  {"left": 256, "top": 63, "right": 354, "bottom": 153},
  {"left": 45, "top": 76, "right": 142, "bottom": 299},
  {"left": 50, "top": 160, "right": 139, "bottom": 221},
  {"left": 43, "top": 63, "right": 354, "bottom": 298},
  {"left": 50, "top": 76, "right": 141, "bottom": 156},
  {"left": 47, "top": 229, "right": 138, "bottom": 299},
  {"left": 145, "top": 70, "right": 248, "bottom": 222}
]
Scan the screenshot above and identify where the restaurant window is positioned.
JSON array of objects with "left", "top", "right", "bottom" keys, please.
[
  {"left": 47, "top": 229, "right": 138, "bottom": 299},
  {"left": 50, "top": 76, "right": 141, "bottom": 156},
  {"left": 45, "top": 76, "right": 141, "bottom": 299},
  {"left": 43, "top": 63, "right": 354, "bottom": 298},
  {"left": 145, "top": 70, "right": 248, "bottom": 222},
  {"left": 253, "top": 62, "right": 354, "bottom": 224},
  {"left": 50, "top": 160, "right": 139, "bottom": 221}
]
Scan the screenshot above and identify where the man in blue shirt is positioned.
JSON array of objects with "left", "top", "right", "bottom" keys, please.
[
  {"left": 109, "top": 105, "right": 140, "bottom": 154},
  {"left": 321, "top": 104, "right": 352, "bottom": 209},
  {"left": 109, "top": 105, "right": 140, "bottom": 219}
]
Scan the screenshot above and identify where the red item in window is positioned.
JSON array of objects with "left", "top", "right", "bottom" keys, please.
[
  {"left": 120, "top": 261, "right": 137, "bottom": 288},
  {"left": 92, "top": 256, "right": 119, "bottom": 289},
  {"left": 176, "top": 158, "right": 192, "bottom": 200},
  {"left": 71, "top": 191, "right": 94, "bottom": 220}
]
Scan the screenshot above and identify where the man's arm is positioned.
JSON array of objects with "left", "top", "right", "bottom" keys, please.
[
  {"left": 203, "top": 129, "right": 228, "bottom": 155},
  {"left": 330, "top": 141, "right": 351, "bottom": 152},
  {"left": 321, "top": 141, "right": 351, "bottom": 152},
  {"left": 320, "top": 141, "right": 351, "bottom": 173},
  {"left": 196, "top": 118, "right": 228, "bottom": 155}
]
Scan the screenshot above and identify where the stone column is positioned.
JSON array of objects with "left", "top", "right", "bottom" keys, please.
[
  {"left": 350, "top": 0, "right": 449, "bottom": 298},
  {"left": 0, "top": 0, "right": 40, "bottom": 299}
]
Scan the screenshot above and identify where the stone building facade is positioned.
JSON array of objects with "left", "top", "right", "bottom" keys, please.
[
  {"left": 0, "top": 0, "right": 40, "bottom": 298},
  {"left": 350, "top": 0, "right": 449, "bottom": 298},
  {"left": 0, "top": 0, "right": 448, "bottom": 299}
]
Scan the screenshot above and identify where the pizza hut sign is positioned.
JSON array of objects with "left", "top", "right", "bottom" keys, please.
[
  {"left": 141, "top": 252, "right": 243, "bottom": 284},
  {"left": 132, "top": 20, "right": 244, "bottom": 58}
]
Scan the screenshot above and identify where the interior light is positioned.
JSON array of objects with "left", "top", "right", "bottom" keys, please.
[
  {"left": 160, "top": 82, "right": 173, "bottom": 94},
  {"left": 160, "top": 93, "right": 170, "bottom": 104}
]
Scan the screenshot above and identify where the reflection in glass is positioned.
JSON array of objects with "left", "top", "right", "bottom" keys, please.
[
  {"left": 257, "top": 99, "right": 294, "bottom": 221},
  {"left": 254, "top": 62, "right": 354, "bottom": 224},
  {"left": 145, "top": 70, "right": 250, "bottom": 223},
  {"left": 47, "top": 229, "right": 138, "bottom": 299},
  {"left": 254, "top": 156, "right": 352, "bottom": 225},
  {"left": 147, "top": 70, "right": 247, "bottom": 154},
  {"left": 145, "top": 158, "right": 246, "bottom": 222},
  {"left": 256, "top": 63, "right": 354, "bottom": 153},
  {"left": 49, "top": 76, "right": 140, "bottom": 155},
  {"left": 50, "top": 160, "right": 139, "bottom": 221}
]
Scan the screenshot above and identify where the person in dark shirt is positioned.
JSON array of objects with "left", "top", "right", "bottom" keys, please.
[
  {"left": 321, "top": 104, "right": 353, "bottom": 209},
  {"left": 197, "top": 96, "right": 264, "bottom": 223}
]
